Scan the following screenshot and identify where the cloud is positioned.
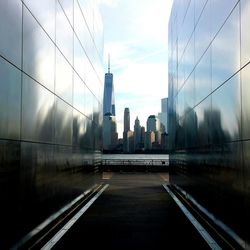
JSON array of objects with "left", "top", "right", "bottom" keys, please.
[
  {"left": 98, "top": 0, "right": 173, "bottom": 137},
  {"left": 96, "top": 0, "right": 119, "bottom": 8},
  {"left": 113, "top": 62, "right": 168, "bottom": 137}
]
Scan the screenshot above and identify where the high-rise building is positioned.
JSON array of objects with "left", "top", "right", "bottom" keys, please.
[
  {"left": 103, "top": 57, "right": 115, "bottom": 116},
  {"left": 158, "top": 97, "right": 168, "bottom": 133},
  {"left": 124, "top": 107, "right": 130, "bottom": 132},
  {"left": 168, "top": 0, "right": 250, "bottom": 245},
  {"left": 145, "top": 115, "right": 161, "bottom": 150},
  {"left": 146, "top": 115, "right": 159, "bottom": 132},
  {"left": 103, "top": 113, "right": 118, "bottom": 150},
  {"left": 134, "top": 116, "right": 141, "bottom": 150},
  {"left": 0, "top": 1, "right": 103, "bottom": 248},
  {"left": 144, "top": 131, "right": 155, "bottom": 150},
  {"left": 102, "top": 58, "right": 117, "bottom": 150},
  {"left": 123, "top": 107, "right": 132, "bottom": 152}
]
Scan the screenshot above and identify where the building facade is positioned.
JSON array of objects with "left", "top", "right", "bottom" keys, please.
[
  {"left": 103, "top": 113, "right": 118, "bottom": 150},
  {"left": 123, "top": 107, "right": 130, "bottom": 132},
  {"left": 158, "top": 97, "right": 168, "bottom": 133},
  {"left": 168, "top": 0, "right": 250, "bottom": 247},
  {"left": 134, "top": 116, "right": 141, "bottom": 150},
  {"left": 103, "top": 61, "right": 115, "bottom": 116},
  {"left": 0, "top": 0, "right": 103, "bottom": 248}
]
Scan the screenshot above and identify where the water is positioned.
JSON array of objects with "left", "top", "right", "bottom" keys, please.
[
  {"left": 102, "top": 154, "right": 169, "bottom": 166},
  {"left": 102, "top": 154, "right": 169, "bottom": 160}
]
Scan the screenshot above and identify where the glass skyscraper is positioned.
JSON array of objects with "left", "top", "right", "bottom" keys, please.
[
  {"left": 0, "top": 0, "right": 103, "bottom": 248},
  {"left": 168, "top": 0, "right": 250, "bottom": 247},
  {"left": 103, "top": 61, "right": 116, "bottom": 116}
]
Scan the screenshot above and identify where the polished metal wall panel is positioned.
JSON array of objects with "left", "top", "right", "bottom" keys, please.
[
  {"left": 0, "top": 140, "right": 21, "bottom": 248},
  {"left": 183, "top": 72, "right": 195, "bottom": 110},
  {"left": 74, "top": 1, "right": 92, "bottom": 59},
  {"left": 0, "top": 0, "right": 103, "bottom": 247},
  {"left": 243, "top": 141, "right": 250, "bottom": 197},
  {"left": 56, "top": 1, "right": 73, "bottom": 65},
  {"left": 73, "top": 109, "right": 87, "bottom": 147},
  {"left": 211, "top": 4, "right": 240, "bottom": 91},
  {"left": 195, "top": 96, "right": 212, "bottom": 146},
  {"left": 23, "top": 0, "right": 56, "bottom": 42},
  {"left": 241, "top": 64, "right": 250, "bottom": 140},
  {"left": 0, "top": 0, "right": 22, "bottom": 67},
  {"left": 55, "top": 97, "right": 73, "bottom": 145},
  {"left": 194, "top": 0, "right": 208, "bottom": 24},
  {"left": 0, "top": 59, "right": 21, "bottom": 140},
  {"left": 183, "top": 108, "right": 198, "bottom": 148},
  {"left": 210, "top": 0, "right": 239, "bottom": 38},
  {"left": 55, "top": 49, "right": 73, "bottom": 104},
  {"left": 23, "top": 6, "right": 55, "bottom": 91},
  {"left": 194, "top": 0, "right": 211, "bottom": 65},
  {"left": 77, "top": 0, "right": 93, "bottom": 35},
  {"left": 21, "top": 75, "right": 55, "bottom": 143},
  {"left": 211, "top": 74, "right": 241, "bottom": 143},
  {"left": 73, "top": 73, "right": 85, "bottom": 114},
  {"left": 58, "top": 0, "right": 74, "bottom": 26},
  {"left": 169, "top": 0, "right": 250, "bottom": 245},
  {"left": 74, "top": 35, "right": 87, "bottom": 82},
  {"left": 194, "top": 47, "right": 212, "bottom": 105},
  {"left": 85, "top": 85, "right": 94, "bottom": 120},
  {"left": 241, "top": 0, "right": 250, "bottom": 66},
  {"left": 184, "top": 34, "right": 195, "bottom": 82}
]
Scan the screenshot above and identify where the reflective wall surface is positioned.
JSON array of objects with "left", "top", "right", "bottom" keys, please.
[
  {"left": 168, "top": 0, "right": 250, "bottom": 246},
  {"left": 0, "top": 0, "right": 103, "bottom": 248}
]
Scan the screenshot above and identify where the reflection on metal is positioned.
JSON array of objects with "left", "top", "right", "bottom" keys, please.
[
  {"left": 102, "top": 171, "right": 113, "bottom": 180},
  {"left": 174, "top": 184, "right": 250, "bottom": 250},
  {"left": 168, "top": 0, "right": 250, "bottom": 246},
  {"left": 163, "top": 184, "right": 221, "bottom": 250},
  {"left": 41, "top": 184, "right": 109, "bottom": 250},
  {"left": 10, "top": 184, "right": 99, "bottom": 250},
  {"left": 159, "top": 173, "right": 169, "bottom": 182},
  {"left": 0, "top": 0, "right": 103, "bottom": 247}
]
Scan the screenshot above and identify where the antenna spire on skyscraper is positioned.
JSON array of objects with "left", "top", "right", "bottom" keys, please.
[{"left": 108, "top": 54, "right": 110, "bottom": 73}]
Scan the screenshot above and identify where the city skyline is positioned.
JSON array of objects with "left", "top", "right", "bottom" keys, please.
[{"left": 98, "top": 0, "right": 173, "bottom": 137}]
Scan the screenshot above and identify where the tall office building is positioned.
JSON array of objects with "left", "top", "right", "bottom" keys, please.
[
  {"left": 146, "top": 115, "right": 159, "bottom": 132},
  {"left": 123, "top": 107, "right": 130, "bottom": 132},
  {"left": 0, "top": 1, "right": 103, "bottom": 248},
  {"left": 168, "top": 0, "right": 250, "bottom": 246},
  {"left": 145, "top": 115, "right": 160, "bottom": 150},
  {"left": 103, "top": 113, "right": 118, "bottom": 150},
  {"left": 134, "top": 116, "right": 141, "bottom": 150},
  {"left": 158, "top": 97, "right": 168, "bottom": 133},
  {"left": 103, "top": 57, "right": 115, "bottom": 116},
  {"left": 123, "top": 107, "right": 132, "bottom": 152},
  {"left": 102, "top": 58, "right": 117, "bottom": 150}
]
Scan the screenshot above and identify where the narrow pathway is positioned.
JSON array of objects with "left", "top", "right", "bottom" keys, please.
[{"left": 53, "top": 173, "right": 210, "bottom": 249}]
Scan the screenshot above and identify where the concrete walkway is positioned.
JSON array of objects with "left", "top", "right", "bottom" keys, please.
[{"left": 53, "top": 173, "right": 210, "bottom": 249}]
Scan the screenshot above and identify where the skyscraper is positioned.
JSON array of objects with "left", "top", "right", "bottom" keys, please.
[
  {"left": 146, "top": 115, "right": 159, "bottom": 132},
  {"left": 123, "top": 107, "right": 132, "bottom": 152},
  {"left": 102, "top": 57, "right": 117, "bottom": 150},
  {"left": 103, "top": 113, "right": 118, "bottom": 150},
  {"left": 124, "top": 107, "right": 130, "bottom": 132},
  {"left": 103, "top": 57, "right": 115, "bottom": 116},
  {"left": 158, "top": 97, "right": 168, "bottom": 133},
  {"left": 134, "top": 116, "right": 141, "bottom": 150}
]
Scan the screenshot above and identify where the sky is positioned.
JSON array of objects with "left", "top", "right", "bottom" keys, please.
[{"left": 97, "top": 0, "right": 173, "bottom": 138}]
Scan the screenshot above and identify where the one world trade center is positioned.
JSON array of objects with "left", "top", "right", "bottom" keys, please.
[{"left": 103, "top": 57, "right": 115, "bottom": 116}]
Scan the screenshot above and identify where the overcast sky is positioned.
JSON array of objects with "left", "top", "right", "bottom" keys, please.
[{"left": 98, "top": 0, "right": 173, "bottom": 138}]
